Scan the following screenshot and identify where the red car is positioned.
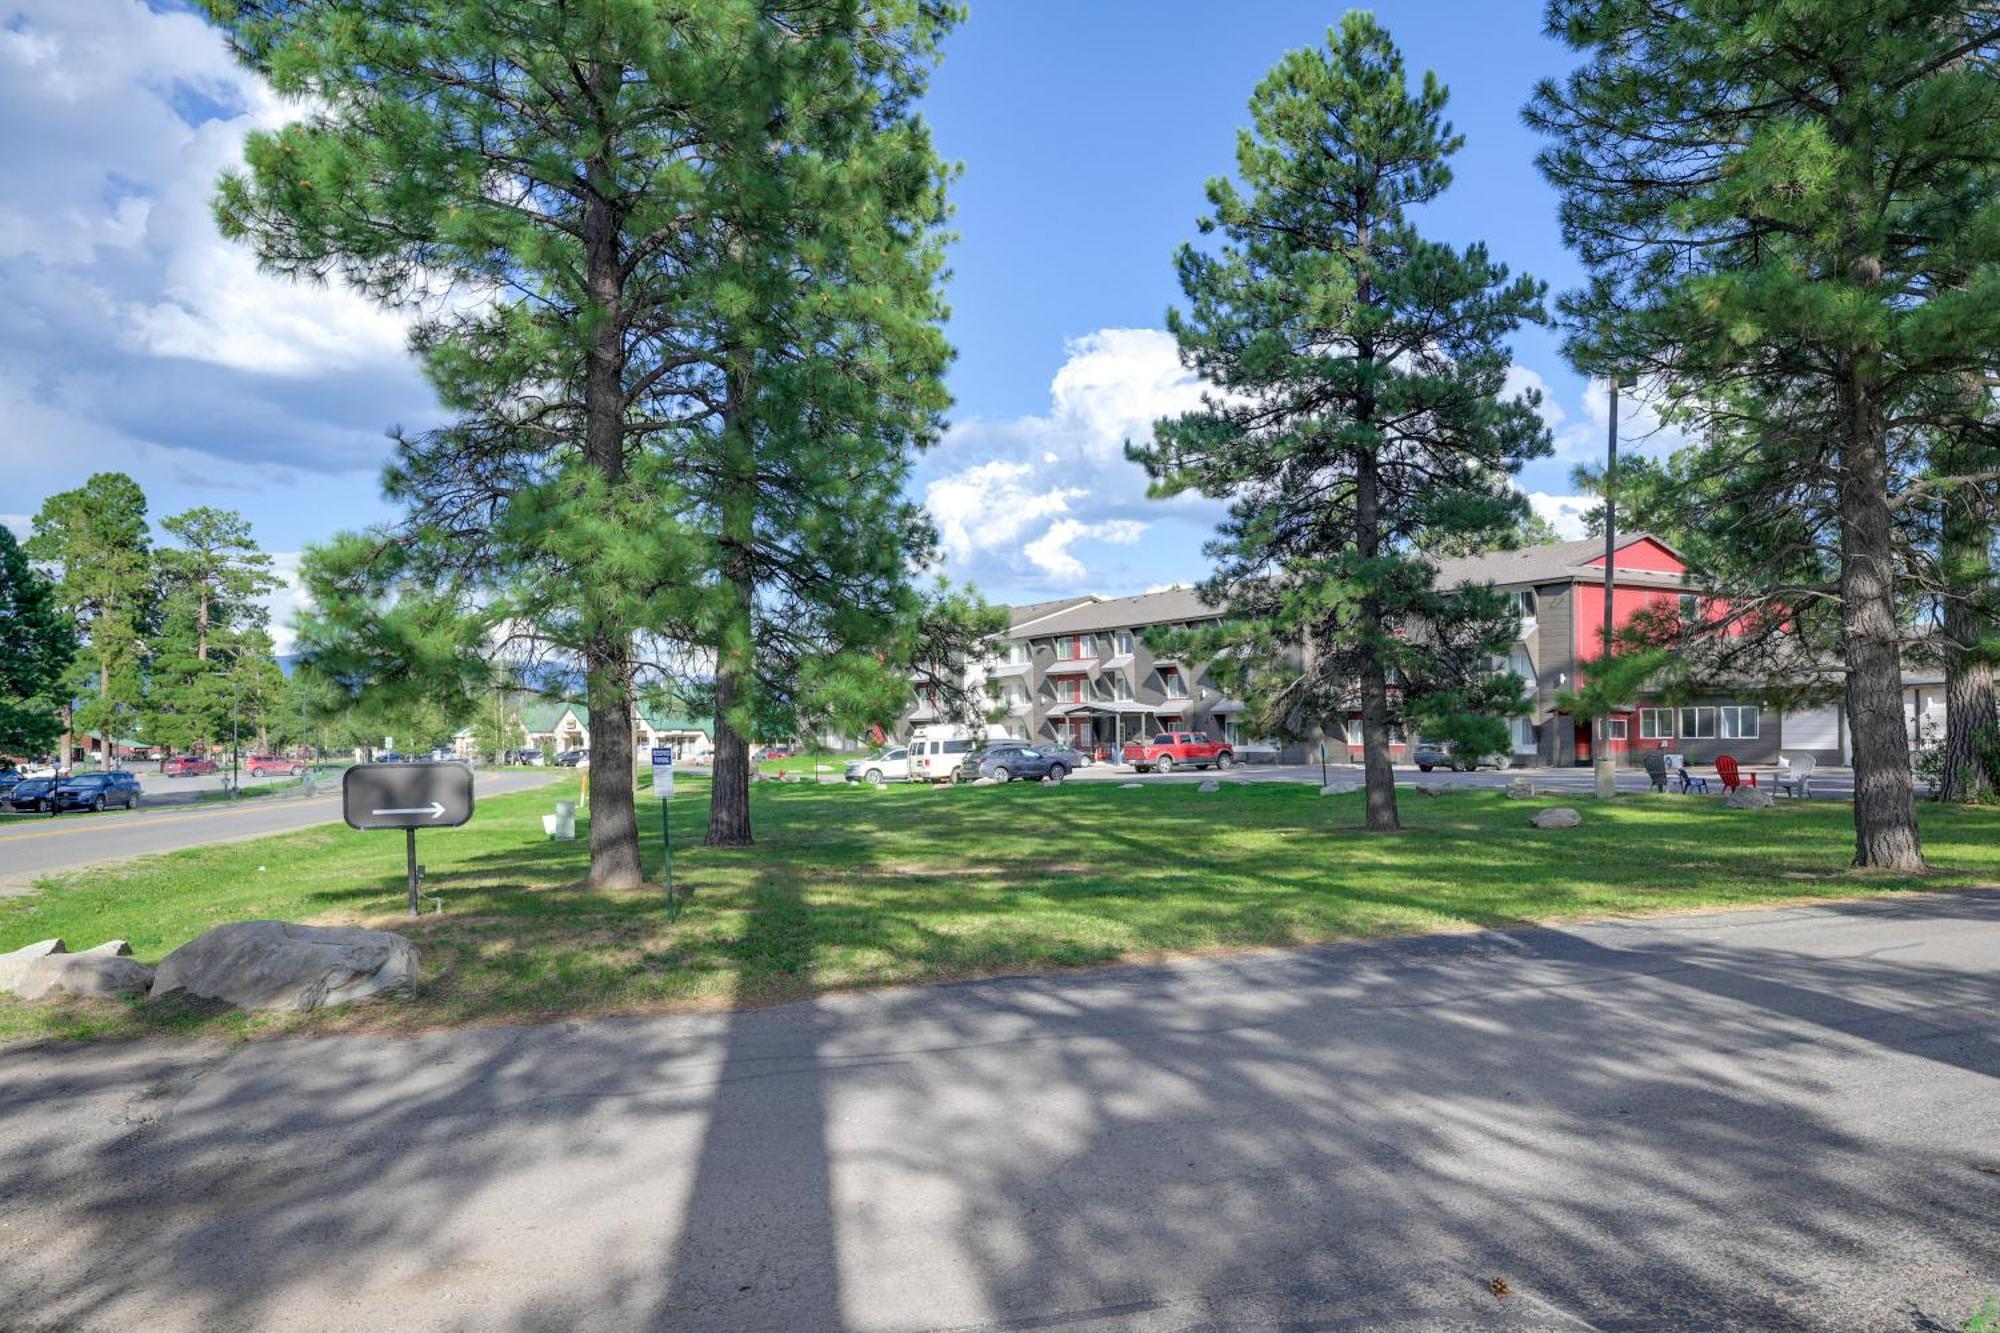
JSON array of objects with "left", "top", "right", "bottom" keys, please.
[
  {"left": 246, "top": 755, "right": 306, "bottom": 777},
  {"left": 1121, "top": 731, "right": 1235, "bottom": 774},
  {"left": 161, "top": 755, "right": 219, "bottom": 777}
]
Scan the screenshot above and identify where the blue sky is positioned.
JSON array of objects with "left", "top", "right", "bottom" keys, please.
[{"left": 0, "top": 1, "right": 1667, "bottom": 645}]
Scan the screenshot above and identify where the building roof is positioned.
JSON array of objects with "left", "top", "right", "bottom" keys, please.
[
  {"left": 518, "top": 700, "right": 712, "bottom": 737},
  {"left": 1004, "top": 585, "right": 1225, "bottom": 638},
  {"left": 1430, "top": 534, "right": 1683, "bottom": 589},
  {"left": 1008, "top": 596, "right": 1097, "bottom": 630}
]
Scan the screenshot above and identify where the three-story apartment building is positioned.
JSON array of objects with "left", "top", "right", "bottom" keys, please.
[{"left": 906, "top": 533, "right": 1893, "bottom": 769}]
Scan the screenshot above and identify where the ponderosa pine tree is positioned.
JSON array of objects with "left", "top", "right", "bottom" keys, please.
[
  {"left": 27, "top": 473, "right": 154, "bottom": 768},
  {"left": 147, "top": 506, "right": 281, "bottom": 753},
  {"left": 1134, "top": 15, "right": 1550, "bottom": 832},
  {"left": 202, "top": 0, "right": 959, "bottom": 882},
  {"left": 1528, "top": 0, "right": 2000, "bottom": 869},
  {"left": 0, "top": 525, "right": 75, "bottom": 757}
]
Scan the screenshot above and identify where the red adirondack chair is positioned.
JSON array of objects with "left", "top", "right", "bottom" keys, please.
[{"left": 1716, "top": 754, "right": 1754, "bottom": 790}]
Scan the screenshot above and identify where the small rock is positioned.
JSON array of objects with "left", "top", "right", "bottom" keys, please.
[
  {"left": 14, "top": 955, "right": 154, "bottom": 1002},
  {"left": 1120, "top": 782, "right": 1143, "bottom": 789},
  {"left": 1320, "top": 782, "right": 1357, "bottom": 796},
  {"left": 1529, "top": 806, "right": 1582, "bottom": 829},
  {"left": 81, "top": 940, "right": 133, "bottom": 957},
  {"left": 1726, "top": 786, "right": 1775, "bottom": 810},
  {"left": 151, "top": 921, "right": 418, "bottom": 1012},
  {"left": 0, "top": 939, "right": 68, "bottom": 993},
  {"left": 1197, "top": 779, "right": 1221, "bottom": 793},
  {"left": 1505, "top": 778, "right": 1536, "bottom": 800},
  {"left": 1415, "top": 783, "right": 1450, "bottom": 797},
  {"left": 970, "top": 776, "right": 999, "bottom": 787}
]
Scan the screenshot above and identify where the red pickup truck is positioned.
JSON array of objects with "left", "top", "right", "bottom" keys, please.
[{"left": 1122, "top": 731, "right": 1235, "bottom": 774}]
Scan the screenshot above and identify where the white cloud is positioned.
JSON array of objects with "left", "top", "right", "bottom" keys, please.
[
  {"left": 1022, "top": 517, "right": 1146, "bottom": 582},
  {"left": 0, "top": 0, "right": 437, "bottom": 512},
  {"left": 918, "top": 328, "right": 1216, "bottom": 597},
  {"left": 1525, "top": 492, "right": 1593, "bottom": 539},
  {"left": 260, "top": 550, "right": 309, "bottom": 656}
]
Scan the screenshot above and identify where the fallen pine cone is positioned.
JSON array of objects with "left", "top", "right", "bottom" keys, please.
[{"left": 1489, "top": 1276, "right": 1510, "bottom": 1299}]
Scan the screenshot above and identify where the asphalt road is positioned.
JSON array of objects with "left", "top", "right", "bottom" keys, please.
[
  {"left": 0, "top": 769, "right": 564, "bottom": 893},
  {"left": 2, "top": 891, "right": 1994, "bottom": 1330}
]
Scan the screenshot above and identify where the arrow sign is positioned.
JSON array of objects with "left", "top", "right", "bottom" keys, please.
[
  {"left": 343, "top": 762, "right": 474, "bottom": 831},
  {"left": 372, "top": 802, "right": 446, "bottom": 820}
]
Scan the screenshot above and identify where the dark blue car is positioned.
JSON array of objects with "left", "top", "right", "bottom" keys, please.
[
  {"left": 972, "top": 743, "right": 1086, "bottom": 784},
  {"left": 50, "top": 771, "right": 142, "bottom": 813},
  {"left": 7, "top": 776, "right": 59, "bottom": 812}
]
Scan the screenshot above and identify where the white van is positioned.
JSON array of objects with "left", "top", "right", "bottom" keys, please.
[{"left": 908, "top": 725, "right": 993, "bottom": 783}]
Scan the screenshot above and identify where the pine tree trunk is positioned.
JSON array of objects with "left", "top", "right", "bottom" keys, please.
[
  {"left": 1355, "top": 444, "right": 1400, "bottom": 833},
  {"left": 707, "top": 646, "right": 754, "bottom": 846},
  {"left": 1837, "top": 370, "right": 1924, "bottom": 870},
  {"left": 584, "top": 633, "right": 643, "bottom": 888},
  {"left": 706, "top": 359, "right": 757, "bottom": 848},
  {"left": 1936, "top": 490, "right": 1997, "bottom": 802},
  {"left": 575, "top": 97, "right": 643, "bottom": 890},
  {"left": 99, "top": 659, "right": 111, "bottom": 771}
]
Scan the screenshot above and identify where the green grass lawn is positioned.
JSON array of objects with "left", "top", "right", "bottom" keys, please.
[{"left": 3, "top": 776, "right": 1997, "bottom": 1045}]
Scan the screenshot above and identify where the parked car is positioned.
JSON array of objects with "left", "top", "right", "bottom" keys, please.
[
  {"left": 554, "top": 748, "right": 590, "bottom": 767},
  {"left": 0, "top": 769, "right": 21, "bottom": 798},
  {"left": 757, "top": 745, "right": 796, "bottom": 761},
  {"left": 843, "top": 747, "right": 910, "bottom": 787},
  {"left": 161, "top": 754, "right": 219, "bottom": 777},
  {"left": 7, "top": 776, "right": 60, "bottom": 812},
  {"left": 1121, "top": 731, "right": 1234, "bottom": 774},
  {"left": 908, "top": 732, "right": 982, "bottom": 783},
  {"left": 50, "top": 771, "right": 142, "bottom": 813},
  {"left": 973, "top": 743, "right": 1084, "bottom": 784},
  {"left": 246, "top": 755, "right": 306, "bottom": 777},
  {"left": 1412, "top": 742, "right": 1507, "bottom": 773}
]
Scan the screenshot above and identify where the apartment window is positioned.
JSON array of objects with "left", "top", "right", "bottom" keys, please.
[
  {"left": 1055, "top": 635, "right": 1073, "bottom": 660},
  {"left": 1639, "top": 708, "right": 1673, "bottom": 739},
  {"left": 1720, "top": 705, "right": 1760, "bottom": 739},
  {"left": 1115, "top": 629, "right": 1135, "bottom": 654},
  {"left": 1678, "top": 706, "right": 1717, "bottom": 739},
  {"left": 1160, "top": 667, "right": 1186, "bottom": 697},
  {"left": 1509, "top": 717, "right": 1537, "bottom": 752},
  {"left": 1607, "top": 718, "right": 1628, "bottom": 740},
  {"left": 1002, "top": 684, "right": 1027, "bottom": 709},
  {"left": 1008, "top": 642, "right": 1029, "bottom": 664},
  {"left": 1077, "top": 634, "right": 1096, "bottom": 658},
  {"left": 1345, "top": 719, "right": 1363, "bottom": 745},
  {"left": 1112, "top": 674, "right": 1133, "bottom": 701},
  {"left": 1507, "top": 589, "right": 1537, "bottom": 619},
  {"left": 1057, "top": 678, "right": 1084, "bottom": 704},
  {"left": 1679, "top": 593, "right": 1699, "bottom": 620}
]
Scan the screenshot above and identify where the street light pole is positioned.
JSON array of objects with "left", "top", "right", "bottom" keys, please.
[{"left": 1594, "top": 374, "right": 1628, "bottom": 801}]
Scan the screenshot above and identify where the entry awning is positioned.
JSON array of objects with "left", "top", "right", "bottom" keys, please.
[
  {"left": 987, "top": 662, "right": 1031, "bottom": 679},
  {"left": 1210, "top": 699, "right": 1247, "bottom": 713},
  {"left": 1046, "top": 701, "right": 1155, "bottom": 717},
  {"left": 1100, "top": 653, "right": 1134, "bottom": 671}
]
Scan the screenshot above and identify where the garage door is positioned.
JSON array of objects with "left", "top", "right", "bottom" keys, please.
[{"left": 1781, "top": 706, "right": 1840, "bottom": 752}]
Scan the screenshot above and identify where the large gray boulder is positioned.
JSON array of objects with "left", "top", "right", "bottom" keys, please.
[
  {"left": 81, "top": 940, "right": 133, "bottom": 957},
  {"left": 14, "top": 955, "right": 154, "bottom": 1002},
  {"left": 0, "top": 939, "right": 67, "bottom": 993},
  {"left": 1529, "top": 806, "right": 1582, "bottom": 829},
  {"left": 150, "top": 921, "right": 418, "bottom": 1012},
  {"left": 1726, "top": 786, "right": 1775, "bottom": 810}
]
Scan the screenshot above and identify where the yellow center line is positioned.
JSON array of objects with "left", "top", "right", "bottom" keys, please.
[{"left": 0, "top": 794, "right": 345, "bottom": 844}]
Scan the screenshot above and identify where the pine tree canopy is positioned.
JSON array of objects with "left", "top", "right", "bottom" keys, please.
[{"left": 1135, "top": 13, "right": 1550, "bottom": 831}]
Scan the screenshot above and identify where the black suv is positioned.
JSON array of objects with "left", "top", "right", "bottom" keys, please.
[{"left": 50, "top": 771, "right": 143, "bottom": 813}]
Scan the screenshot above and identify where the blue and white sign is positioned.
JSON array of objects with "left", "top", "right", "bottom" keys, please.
[{"left": 651, "top": 746, "right": 675, "bottom": 798}]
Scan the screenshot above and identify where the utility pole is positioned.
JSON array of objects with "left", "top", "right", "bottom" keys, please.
[{"left": 1595, "top": 373, "right": 1633, "bottom": 801}]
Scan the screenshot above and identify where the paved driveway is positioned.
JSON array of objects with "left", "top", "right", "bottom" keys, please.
[
  {"left": 1063, "top": 759, "right": 1865, "bottom": 799},
  {"left": 0, "top": 770, "right": 564, "bottom": 894},
  {"left": 2, "top": 890, "right": 1994, "bottom": 1330}
]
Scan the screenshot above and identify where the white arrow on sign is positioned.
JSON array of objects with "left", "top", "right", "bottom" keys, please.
[{"left": 373, "top": 802, "right": 447, "bottom": 820}]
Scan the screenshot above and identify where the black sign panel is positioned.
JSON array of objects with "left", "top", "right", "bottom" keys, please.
[{"left": 342, "top": 762, "right": 476, "bottom": 831}]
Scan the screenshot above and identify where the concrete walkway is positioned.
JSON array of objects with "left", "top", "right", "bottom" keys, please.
[{"left": 2, "top": 890, "right": 1996, "bottom": 1331}]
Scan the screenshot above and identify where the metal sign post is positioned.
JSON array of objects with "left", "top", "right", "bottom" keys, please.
[
  {"left": 342, "top": 762, "right": 476, "bottom": 918},
  {"left": 651, "top": 746, "right": 678, "bottom": 918}
]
